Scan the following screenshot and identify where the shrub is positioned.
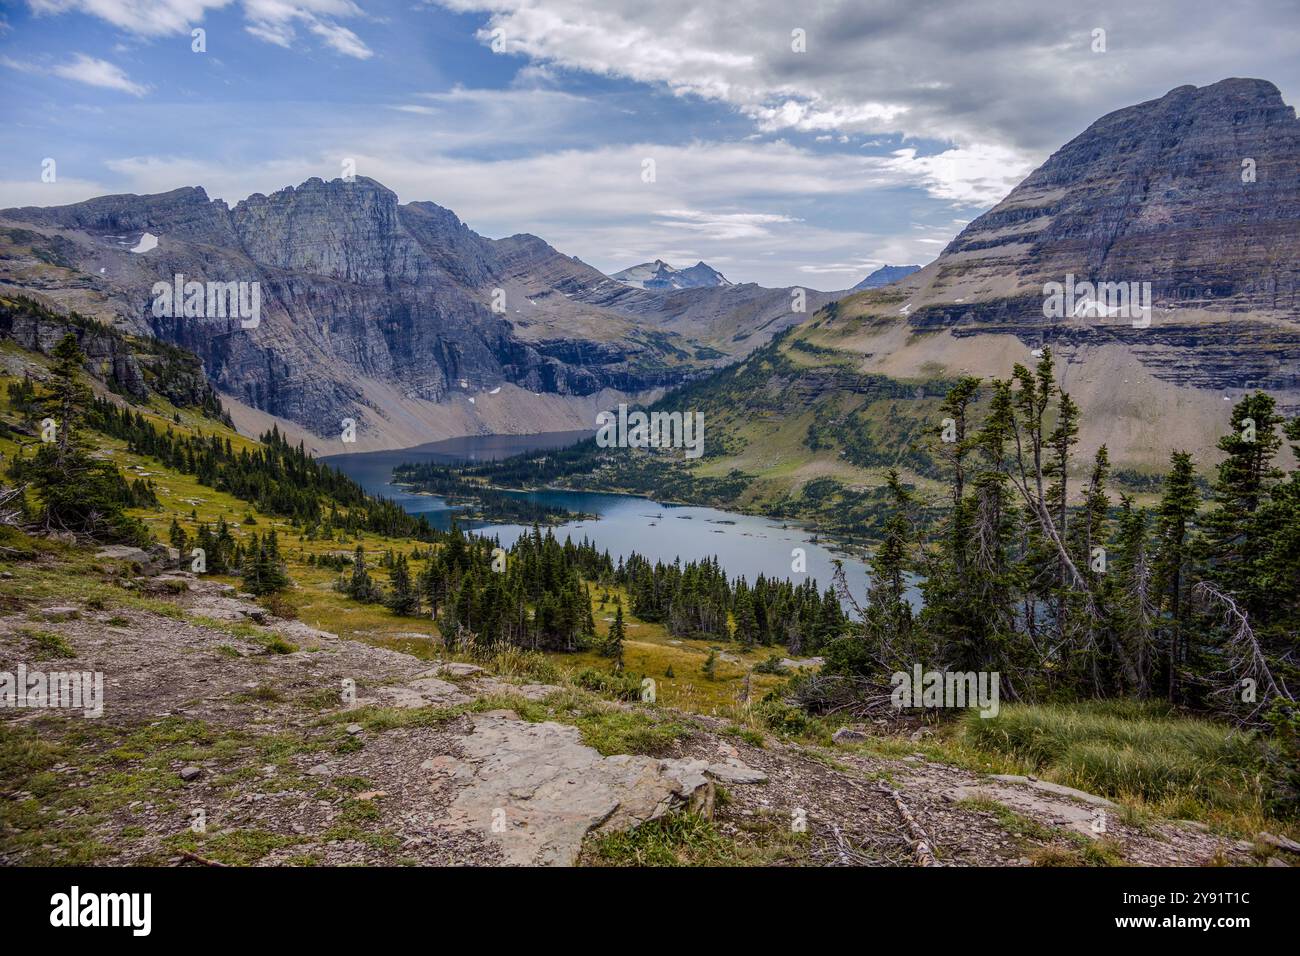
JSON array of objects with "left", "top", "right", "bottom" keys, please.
[
  {"left": 1261, "top": 702, "right": 1299, "bottom": 819},
  {"left": 573, "top": 666, "right": 643, "bottom": 702},
  {"left": 20, "top": 627, "right": 75, "bottom": 659},
  {"left": 754, "top": 697, "right": 827, "bottom": 740},
  {"left": 260, "top": 592, "right": 299, "bottom": 620}
]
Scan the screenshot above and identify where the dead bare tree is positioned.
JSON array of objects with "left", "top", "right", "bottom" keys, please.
[
  {"left": 1194, "top": 581, "right": 1293, "bottom": 718},
  {"left": 0, "top": 484, "right": 28, "bottom": 554}
]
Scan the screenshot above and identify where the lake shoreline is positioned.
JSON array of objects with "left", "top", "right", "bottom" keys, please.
[{"left": 323, "top": 432, "right": 920, "bottom": 612}]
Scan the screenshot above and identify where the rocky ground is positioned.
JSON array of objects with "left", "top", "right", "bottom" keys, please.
[{"left": 0, "top": 552, "right": 1287, "bottom": 868}]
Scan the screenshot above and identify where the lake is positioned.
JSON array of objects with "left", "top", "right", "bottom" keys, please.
[{"left": 323, "top": 431, "right": 911, "bottom": 610}]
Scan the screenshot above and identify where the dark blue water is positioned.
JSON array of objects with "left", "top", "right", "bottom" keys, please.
[{"left": 324, "top": 432, "right": 915, "bottom": 609}]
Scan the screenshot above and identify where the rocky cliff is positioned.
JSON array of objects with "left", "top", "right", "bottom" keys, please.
[
  {"left": 841, "top": 78, "right": 1300, "bottom": 402},
  {"left": 0, "top": 292, "right": 225, "bottom": 417},
  {"left": 0, "top": 178, "right": 825, "bottom": 447}
]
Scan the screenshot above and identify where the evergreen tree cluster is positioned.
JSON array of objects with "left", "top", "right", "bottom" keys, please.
[
  {"left": 5, "top": 335, "right": 152, "bottom": 544},
  {"left": 828, "top": 349, "right": 1298, "bottom": 726},
  {"left": 618, "top": 552, "right": 848, "bottom": 652},
  {"left": 84, "top": 399, "right": 439, "bottom": 541}
]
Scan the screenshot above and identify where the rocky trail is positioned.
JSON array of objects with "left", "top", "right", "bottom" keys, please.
[{"left": 0, "top": 554, "right": 1276, "bottom": 868}]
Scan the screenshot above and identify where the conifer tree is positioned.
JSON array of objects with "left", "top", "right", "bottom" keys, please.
[
  {"left": 1153, "top": 451, "right": 1199, "bottom": 701},
  {"left": 346, "top": 544, "right": 382, "bottom": 603},
  {"left": 385, "top": 552, "right": 420, "bottom": 616},
  {"left": 602, "top": 602, "right": 626, "bottom": 666},
  {"left": 21, "top": 334, "right": 147, "bottom": 543}
]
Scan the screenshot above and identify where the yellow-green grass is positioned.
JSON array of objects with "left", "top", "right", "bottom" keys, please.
[
  {"left": 959, "top": 701, "right": 1277, "bottom": 834},
  {"left": 2, "top": 369, "right": 796, "bottom": 717},
  {"left": 586, "top": 811, "right": 810, "bottom": 867},
  {"left": 577, "top": 584, "right": 789, "bottom": 712}
]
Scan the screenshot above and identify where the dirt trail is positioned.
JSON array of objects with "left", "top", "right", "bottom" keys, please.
[{"left": 0, "top": 572, "right": 1263, "bottom": 867}]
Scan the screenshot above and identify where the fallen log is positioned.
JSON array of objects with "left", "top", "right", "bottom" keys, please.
[{"left": 880, "top": 784, "right": 937, "bottom": 866}]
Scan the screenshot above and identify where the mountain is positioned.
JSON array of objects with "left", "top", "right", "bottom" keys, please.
[
  {"left": 596, "top": 78, "right": 1300, "bottom": 516},
  {"left": 851, "top": 264, "right": 920, "bottom": 291},
  {"left": 612, "top": 259, "right": 731, "bottom": 290},
  {"left": 0, "top": 179, "right": 822, "bottom": 451}
]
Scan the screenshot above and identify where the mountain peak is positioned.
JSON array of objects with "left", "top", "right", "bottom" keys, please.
[
  {"left": 612, "top": 259, "right": 731, "bottom": 291},
  {"left": 851, "top": 264, "right": 921, "bottom": 292}
]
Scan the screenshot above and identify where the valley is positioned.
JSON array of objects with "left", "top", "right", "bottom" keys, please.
[{"left": 1, "top": 73, "right": 1299, "bottom": 877}]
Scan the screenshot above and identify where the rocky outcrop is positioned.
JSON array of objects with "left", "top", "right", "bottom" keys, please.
[
  {"left": 0, "top": 294, "right": 222, "bottom": 412},
  {"left": 445, "top": 715, "right": 714, "bottom": 866},
  {"left": 0, "top": 296, "right": 147, "bottom": 399}
]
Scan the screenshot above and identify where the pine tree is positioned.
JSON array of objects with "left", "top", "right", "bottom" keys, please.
[
  {"left": 702, "top": 649, "right": 717, "bottom": 681},
  {"left": 242, "top": 530, "right": 289, "bottom": 596},
  {"left": 861, "top": 470, "right": 917, "bottom": 669},
  {"left": 20, "top": 334, "right": 148, "bottom": 544},
  {"left": 1203, "top": 393, "right": 1284, "bottom": 606},
  {"left": 1111, "top": 495, "right": 1154, "bottom": 697},
  {"left": 169, "top": 517, "right": 189, "bottom": 568},
  {"left": 418, "top": 557, "right": 444, "bottom": 620},
  {"left": 601, "top": 602, "right": 626, "bottom": 667},
  {"left": 1153, "top": 451, "right": 1199, "bottom": 701},
  {"left": 385, "top": 553, "right": 420, "bottom": 616},
  {"left": 346, "top": 544, "right": 382, "bottom": 603},
  {"left": 732, "top": 585, "right": 758, "bottom": 649}
]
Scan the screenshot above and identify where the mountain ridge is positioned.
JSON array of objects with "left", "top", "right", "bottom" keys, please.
[
  {"left": 0, "top": 177, "right": 831, "bottom": 450},
  {"left": 570, "top": 77, "right": 1300, "bottom": 514},
  {"left": 612, "top": 259, "right": 732, "bottom": 291},
  {"left": 851, "top": 264, "right": 921, "bottom": 291}
]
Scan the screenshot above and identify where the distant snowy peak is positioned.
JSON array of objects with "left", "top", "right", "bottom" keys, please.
[
  {"left": 851, "top": 264, "right": 921, "bottom": 291},
  {"left": 612, "top": 259, "right": 732, "bottom": 291}
]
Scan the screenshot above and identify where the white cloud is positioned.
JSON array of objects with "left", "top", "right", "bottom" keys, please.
[
  {"left": 0, "top": 176, "right": 111, "bottom": 208},
  {"left": 26, "top": 0, "right": 374, "bottom": 58},
  {"left": 28, "top": 0, "right": 232, "bottom": 36},
  {"left": 3, "top": 52, "right": 150, "bottom": 95},
  {"left": 53, "top": 53, "right": 150, "bottom": 95},
  {"left": 879, "top": 144, "right": 1036, "bottom": 206},
  {"left": 430, "top": 0, "right": 1300, "bottom": 155},
  {"left": 651, "top": 208, "right": 798, "bottom": 241},
  {"left": 307, "top": 19, "right": 373, "bottom": 59}
]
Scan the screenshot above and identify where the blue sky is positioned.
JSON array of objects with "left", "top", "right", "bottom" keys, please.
[{"left": 2, "top": 0, "right": 1298, "bottom": 288}]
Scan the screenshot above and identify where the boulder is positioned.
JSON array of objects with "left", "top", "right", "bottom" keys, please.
[
  {"left": 443, "top": 714, "right": 715, "bottom": 866},
  {"left": 432, "top": 662, "right": 486, "bottom": 677},
  {"left": 706, "top": 759, "right": 768, "bottom": 785},
  {"left": 1259, "top": 831, "right": 1300, "bottom": 854},
  {"left": 95, "top": 544, "right": 170, "bottom": 576},
  {"left": 832, "top": 727, "right": 869, "bottom": 744}
]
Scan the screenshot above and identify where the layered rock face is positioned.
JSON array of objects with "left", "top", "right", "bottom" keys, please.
[
  {"left": 656, "top": 78, "right": 1300, "bottom": 482},
  {"left": 1, "top": 177, "right": 812, "bottom": 441},
  {"left": 939, "top": 78, "right": 1300, "bottom": 314},
  {"left": 0, "top": 295, "right": 220, "bottom": 412},
  {"left": 859, "top": 77, "right": 1300, "bottom": 401}
]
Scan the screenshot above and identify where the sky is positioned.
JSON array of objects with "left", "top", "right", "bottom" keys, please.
[{"left": 1, "top": 1, "right": 1298, "bottom": 289}]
